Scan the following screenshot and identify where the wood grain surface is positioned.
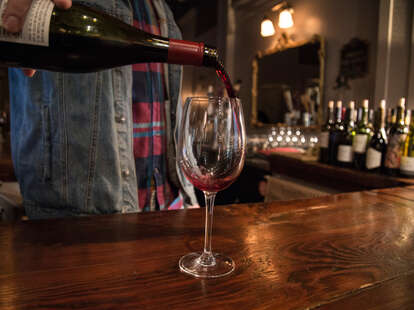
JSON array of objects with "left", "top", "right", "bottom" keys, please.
[{"left": 1, "top": 186, "right": 414, "bottom": 309}]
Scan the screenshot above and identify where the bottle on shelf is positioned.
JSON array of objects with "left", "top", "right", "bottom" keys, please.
[
  {"left": 401, "top": 110, "right": 414, "bottom": 177},
  {"left": 366, "top": 100, "right": 387, "bottom": 173},
  {"left": 356, "top": 107, "right": 363, "bottom": 123},
  {"left": 386, "top": 108, "right": 393, "bottom": 133},
  {"left": 405, "top": 109, "right": 412, "bottom": 128},
  {"left": 352, "top": 99, "right": 372, "bottom": 170},
  {"left": 207, "top": 85, "right": 214, "bottom": 97},
  {"left": 384, "top": 98, "right": 408, "bottom": 176},
  {"left": 0, "top": 1, "right": 220, "bottom": 72},
  {"left": 319, "top": 100, "right": 335, "bottom": 164},
  {"left": 368, "top": 108, "right": 375, "bottom": 129},
  {"left": 387, "top": 108, "right": 396, "bottom": 135},
  {"left": 337, "top": 100, "right": 356, "bottom": 168},
  {"left": 328, "top": 101, "right": 344, "bottom": 164}
]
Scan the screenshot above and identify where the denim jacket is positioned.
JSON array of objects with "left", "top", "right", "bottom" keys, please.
[{"left": 8, "top": 0, "right": 197, "bottom": 219}]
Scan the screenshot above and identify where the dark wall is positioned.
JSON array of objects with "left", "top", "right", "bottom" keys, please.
[{"left": 231, "top": 0, "right": 380, "bottom": 128}]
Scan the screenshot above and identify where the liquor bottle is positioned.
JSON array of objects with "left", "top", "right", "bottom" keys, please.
[
  {"left": 328, "top": 101, "right": 344, "bottom": 164},
  {"left": 0, "top": 1, "right": 220, "bottom": 72},
  {"left": 366, "top": 100, "right": 387, "bottom": 173},
  {"left": 337, "top": 100, "right": 356, "bottom": 168},
  {"left": 319, "top": 100, "right": 334, "bottom": 164},
  {"left": 352, "top": 99, "right": 372, "bottom": 170},
  {"left": 384, "top": 98, "right": 408, "bottom": 175},
  {"left": 401, "top": 111, "right": 414, "bottom": 177}
]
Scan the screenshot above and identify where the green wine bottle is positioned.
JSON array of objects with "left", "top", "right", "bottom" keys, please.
[
  {"left": 405, "top": 109, "right": 412, "bottom": 128},
  {"left": 366, "top": 100, "right": 387, "bottom": 173},
  {"left": 400, "top": 109, "right": 414, "bottom": 177},
  {"left": 387, "top": 108, "right": 396, "bottom": 136},
  {"left": 319, "top": 100, "right": 334, "bottom": 164},
  {"left": 328, "top": 100, "right": 344, "bottom": 165},
  {"left": 337, "top": 100, "right": 356, "bottom": 168},
  {"left": 0, "top": 1, "right": 218, "bottom": 72},
  {"left": 352, "top": 99, "right": 372, "bottom": 170}
]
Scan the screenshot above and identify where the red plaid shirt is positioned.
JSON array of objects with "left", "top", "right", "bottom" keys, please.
[{"left": 132, "top": 0, "right": 182, "bottom": 211}]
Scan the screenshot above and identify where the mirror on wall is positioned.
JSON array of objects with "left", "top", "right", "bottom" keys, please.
[{"left": 251, "top": 35, "right": 325, "bottom": 127}]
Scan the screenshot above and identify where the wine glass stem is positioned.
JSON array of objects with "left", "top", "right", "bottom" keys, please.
[{"left": 200, "top": 191, "right": 216, "bottom": 266}]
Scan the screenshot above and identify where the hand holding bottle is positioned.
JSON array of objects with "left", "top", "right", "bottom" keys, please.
[{"left": 1, "top": 0, "right": 72, "bottom": 76}]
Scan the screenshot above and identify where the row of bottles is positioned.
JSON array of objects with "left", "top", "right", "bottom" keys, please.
[{"left": 318, "top": 97, "right": 414, "bottom": 177}]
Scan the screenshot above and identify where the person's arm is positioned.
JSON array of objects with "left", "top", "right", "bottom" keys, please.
[{"left": 2, "top": 0, "right": 72, "bottom": 76}]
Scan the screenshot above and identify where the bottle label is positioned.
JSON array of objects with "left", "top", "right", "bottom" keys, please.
[
  {"left": 400, "top": 156, "right": 414, "bottom": 176},
  {"left": 385, "top": 134, "right": 406, "bottom": 169},
  {"left": 0, "top": 0, "right": 54, "bottom": 46},
  {"left": 319, "top": 132, "right": 329, "bottom": 148},
  {"left": 366, "top": 147, "right": 382, "bottom": 169},
  {"left": 353, "top": 134, "right": 368, "bottom": 153},
  {"left": 337, "top": 145, "right": 353, "bottom": 163}
]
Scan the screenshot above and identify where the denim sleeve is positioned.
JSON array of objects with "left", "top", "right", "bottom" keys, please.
[{"left": 9, "top": 0, "right": 138, "bottom": 219}]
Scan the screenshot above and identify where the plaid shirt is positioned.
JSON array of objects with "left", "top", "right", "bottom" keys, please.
[{"left": 132, "top": 0, "right": 182, "bottom": 211}]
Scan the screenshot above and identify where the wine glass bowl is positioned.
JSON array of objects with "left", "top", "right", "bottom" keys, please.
[{"left": 177, "top": 96, "right": 246, "bottom": 278}]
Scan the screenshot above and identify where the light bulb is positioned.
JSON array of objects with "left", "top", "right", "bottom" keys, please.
[
  {"left": 278, "top": 9, "right": 294, "bottom": 29},
  {"left": 261, "top": 18, "right": 275, "bottom": 37}
]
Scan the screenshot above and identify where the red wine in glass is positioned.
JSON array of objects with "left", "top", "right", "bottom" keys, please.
[{"left": 187, "top": 173, "right": 240, "bottom": 193}]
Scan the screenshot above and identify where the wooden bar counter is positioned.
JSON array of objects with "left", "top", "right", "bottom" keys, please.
[{"left": 2, "top": 185, "right": 414, "bottom": 309}]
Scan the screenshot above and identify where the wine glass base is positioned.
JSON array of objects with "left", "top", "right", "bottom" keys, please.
[{"left": 179, "top": 252, "right": 235, "bottom": 278}]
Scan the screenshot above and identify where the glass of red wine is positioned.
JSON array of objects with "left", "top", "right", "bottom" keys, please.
[{"left": 177, "top": 96, "right": 246, "bottom": 278}]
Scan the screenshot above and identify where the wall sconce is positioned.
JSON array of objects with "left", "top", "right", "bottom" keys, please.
[
  {"left": 261, "top": 16, "right": 275, "bottom": 37},
  {"left": 260, "top": 1, "right": 294, "bottom": 37},
  {"left": 278, "top": 8, "right": 294, "bottom": 29}
]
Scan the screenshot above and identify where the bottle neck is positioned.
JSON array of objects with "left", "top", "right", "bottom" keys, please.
[
  {"left": 386, "top": 109, "right": 392, "bottom": 125},
  {"left": 202, "top": 45, "right": 220, "bottom": 67},
  {"left": 335, "top": 106, "right": 342, "bottom": 123},
  {"left": 345, "top": 107, "right": 355, "bottom": 128},
  {"left": 405, "top": 111, "right": 411, "bottom": 127},
  {"left": 376, "top": 108, "right": 386, "bottom": 131},
  {"left": 327, "top": 108, "right": 334, "bottom": 124},
  {"left": 391, "top": 110, "right": 396, "bottom": 125},
  {"left": 167, "top": 39, "right": 217, "bottom": 68},
  {"left": 396, "top": 106, "right": 405, "bottom": 127},
  {"left": 360, "top": 108, "right": 369, "bottom": 126}
]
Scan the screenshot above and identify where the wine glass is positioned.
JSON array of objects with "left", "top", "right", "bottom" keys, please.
[{"left": 177, "top": 96, "right": 246, "bottom": 278}]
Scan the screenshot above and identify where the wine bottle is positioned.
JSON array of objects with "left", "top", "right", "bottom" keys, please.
[
  {"left": 337, "top": 100, "right": 356, "bottom": 168},
  {"left": 352, "top": 99, "right": 372, "bottom": 170},
  {"left": 405, "top": 109, "right": 412, "bottom": 128},
  {"left": 0, "top": 1, "right": 219, "bottom": 72},
  {"left": 385, "top": 108, "right": 393, "bottom": 132},
  {"left": 368, "top": 108, "right": 375, "bottom": 130},
  {"left": 384, "top": 98, "right": 408, "bottom": 176},
  {"left": 319, "top": 100, "right": 334, "bottom": 164},
  {"left": 366, "top": 100, "right": 387, "bottom": 173},
  {"left": 328, "top": 100, "right": 344, "bottom": 165},
  {"left": 401, "top": 110, "right": 414, "bottom": 177},
  {"left": 356, "top": 107, "right": 363, "bottom": 123},
  {"left": 387, "top": 108, "right": 396, "bottom": 136}
]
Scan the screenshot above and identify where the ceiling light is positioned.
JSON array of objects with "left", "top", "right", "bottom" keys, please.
[{"left": 261, "top": 17, "right": 275, "bottom": 37}]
